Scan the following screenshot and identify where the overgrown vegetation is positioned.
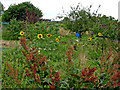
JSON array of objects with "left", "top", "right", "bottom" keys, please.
[
  {"left": 60, "top": 3, "right": 119, "bottom": 40},
  {"left": 1, "top": 2, "right": 120, "bottom": 89}
]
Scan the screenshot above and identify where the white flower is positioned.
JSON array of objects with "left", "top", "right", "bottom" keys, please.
[
  {"left": 53, "top": 49, "right": 55, "bottom": 50},
  {"left": 76, "top": 40, "right": 80, "bottom": 43},
  {"left": 49, "top": 40, "right": 53, "bottom": 42},
  {"left": 49, "top": 48, "right": 51, "bottom": 50},
  {"left": 38, "top": 50, "right": 40, "bottom": 54},
  {"left": 39, "top": 48, "right": 42, "bottom": 50}
]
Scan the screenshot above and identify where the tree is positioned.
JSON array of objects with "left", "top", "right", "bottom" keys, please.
[
  {"left": 0, "top": 1, "right": 4, "bottom": 15},
  {"left": 62, "top": 17, "right": 70, "bottom": 22},
  {"left": 2, "top": 1, "right": 43, "bottom": 23},
  {"left": 58, "top": 3, "right": 101, "bottom": 38},
  {"left": 65, "top": 4, "right": 95, "bottom": 38}
]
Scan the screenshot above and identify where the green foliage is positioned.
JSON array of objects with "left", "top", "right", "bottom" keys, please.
[
  {"left": 59, "top": 3, "right": 100, "bottom": 37},
  {"left": 60, "top": 3, "right": 119, "bottom": 40},
  {"left": 0, "top": 1, "right": 4, "bottom": 16},
  {"left": 90, "top": 15, "right": 119, "bottom": 40},
  {"left": 21, "top": 21, "right": 74, "bottom": 62},
  {"left": 2, "top": 18, "right": 25, "bottom": 40},
  {"left": 0, "top": 2, "right": 4, "bottom": 17},
  {"left": 21, "top": 21, "right": 59, "bottom": 41},
  {"left": 0, "top": 2, "right": 4, "bottom": 11},
  {"left": 2, "top": 47, "right": 26, "bottom": 88},
  {"left": 1, "top": 2, "right": 120, "bottom": 88},
  {"left": 2, "top": 20, "right": 120, "bottom": 88},
  {"left": 2, "top": 1, "right": 43, "bottom": 22},
  {"left": 0, "top": 16, "right": 1, "bottom": 24}
]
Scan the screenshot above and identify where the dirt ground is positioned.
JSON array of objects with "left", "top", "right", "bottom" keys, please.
[{"left": 0, "top": 40, "right": 21, "bottom": 48}]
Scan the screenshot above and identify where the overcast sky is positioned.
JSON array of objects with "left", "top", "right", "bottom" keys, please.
[{"left": 1, "top": 0, "right": 120, "bottom": 21}]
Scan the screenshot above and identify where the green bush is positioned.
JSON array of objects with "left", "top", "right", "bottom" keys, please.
[
  {"left": 90, "top": 15, "right": 119, "bottom": 40},
  {"left": 60, "top": 3, "right": 119, "bottom": 40},
  {"left": 59, "top": 3, "right": 100, "bottom": 38},
  {"left": 2, "top": 1, "right": 43, "bottom": 22},
  {"left": 2, "top": 18, "right": 25, "bottom": 40}
]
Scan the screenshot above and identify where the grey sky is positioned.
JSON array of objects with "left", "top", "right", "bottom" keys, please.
[{"left": 1, "top": 0, "right": 119, "bottom": 20}]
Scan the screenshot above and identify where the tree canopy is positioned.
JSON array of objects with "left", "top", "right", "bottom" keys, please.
[{"left": 2, "top": 1, "right": 43, "bottom": 22}]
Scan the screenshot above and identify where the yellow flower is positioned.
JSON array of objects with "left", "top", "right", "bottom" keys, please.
[
  {"left": 37, "top": 34, "right": 43, "bottom": 39},
  {"left": 47, "top": 34, "right": 52, "bottom": 38},
  {"left": 77, "top": 43, "right": 79, "bottom": 46},
  {"left": 88, "top": 38, "right": 92, "bottom": 41},
  {"left": 20, "top": 31, "right": 24, "bottom": 35},
  {"left": 98, "top": 32, "right": 101, "bottom": 36},
  {"left": 58, "top": 36, "right": 60, "bottom": 38},
  {"left": 56, "top": 38, "right": 59, "bottom": 42}
]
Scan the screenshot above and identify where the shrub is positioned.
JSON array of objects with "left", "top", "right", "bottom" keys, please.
[
  {"left": 59, "top": 3, "right": 101, "bottom": 38},
  {"left": 2, "top": 1, "right": 43, "bottom": 22},
  {"left": 2, "top": 18, "right": 25, "bottom": 40},
  {"left": 90, "top": 15, "right": 119, "bottom": 40},
  {"left": 59, "top": 2, "right": 119, "bottom": 40}
]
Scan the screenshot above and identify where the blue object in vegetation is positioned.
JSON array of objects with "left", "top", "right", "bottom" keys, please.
[
  {"left": 76, "top": 33, "right": 79, "bottom": 37},
  {"left": 1, "top": 22, "right": 9, "bottom": 25}
]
